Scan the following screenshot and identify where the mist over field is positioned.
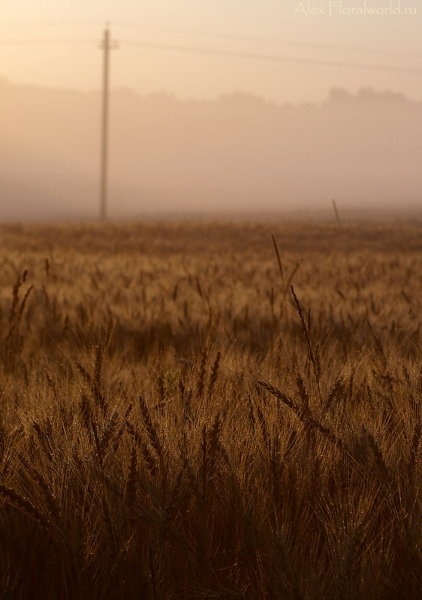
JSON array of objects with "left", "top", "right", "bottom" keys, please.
[{"left": 1, "top": 76, "right": 421, "bottom": 220}]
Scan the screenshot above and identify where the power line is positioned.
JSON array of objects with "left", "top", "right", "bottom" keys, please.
[
  {"left": 121, "top": 40, "right": 422, "bottom": 74},
  {"left": 0, "top": 20, "right": 101, "bottom": 26},
  {"left": 113, "top": 22, "right": 422, "bottom": 59},
  {"left": 0, "top": 36, "right": 419, "bottom": 73},
  {"left": 0, "top": 19, "right": 420, "bottom": 59},
  {"left": 0, "top": 39, "right": 96, "bottom": 45}
]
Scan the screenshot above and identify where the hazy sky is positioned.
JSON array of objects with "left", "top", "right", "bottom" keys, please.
[{"left": 1, "top": 0, "right": 421, "bottom": 104}]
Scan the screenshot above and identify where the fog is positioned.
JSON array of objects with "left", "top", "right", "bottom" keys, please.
[{"left": 1, "top": 76, "right": 421, "bottom": 220}]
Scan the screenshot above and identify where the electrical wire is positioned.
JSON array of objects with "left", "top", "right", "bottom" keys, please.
[
  {"left": 121, "top": 40, "right": 422, "bottom": 74},
  {"left": 0, "top": 36, "right": 419, "bottom": 75},
  {"left": 0, "top": 31, "right": 419, "bottom": 74},
  {"left": 113, "top": 22, "right": 422, "bottom": 58},
  {"left": 0, "top": 39, "right": 96, "bottom": 45},
  {"left": 0, "top": 20, "right": 101, "bottom": 26},
  {"left": 0, "top": 20, "right": 419, "bottom": 58}
]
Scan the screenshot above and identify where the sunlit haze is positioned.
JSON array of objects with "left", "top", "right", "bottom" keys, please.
[
  {"left": 1, "top": 1, "right": 421, "bottom": 103},
  {"left": 1, "top": 1, "right": 421, "bottom": 219}
]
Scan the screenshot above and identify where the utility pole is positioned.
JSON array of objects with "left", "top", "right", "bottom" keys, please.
[{"left": 100, "top": 25, "right": 118, "bottom": 220}]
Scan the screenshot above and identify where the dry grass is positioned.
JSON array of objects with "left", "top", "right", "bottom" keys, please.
[{"left": 0, "top": 219, "right": 421, "bottom": 599}]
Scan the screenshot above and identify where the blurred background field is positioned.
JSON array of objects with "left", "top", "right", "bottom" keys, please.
[{"left": 1, "top": 220, "right": 422, "bottom": 599}]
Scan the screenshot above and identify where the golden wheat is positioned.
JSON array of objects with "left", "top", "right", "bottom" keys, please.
[{"left": 0, "top": 219, "right": 420, "bottom": 598}]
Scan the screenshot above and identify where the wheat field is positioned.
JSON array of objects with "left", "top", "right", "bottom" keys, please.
[{"left": 0, "top": 219, "right": 422, "bottom": 599}]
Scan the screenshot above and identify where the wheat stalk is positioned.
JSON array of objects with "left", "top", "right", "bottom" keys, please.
[{"left": 0, "top": 483, "right": 50, "bottom": 529}]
